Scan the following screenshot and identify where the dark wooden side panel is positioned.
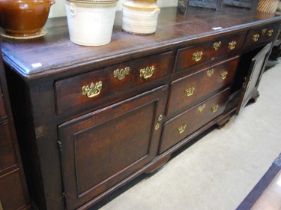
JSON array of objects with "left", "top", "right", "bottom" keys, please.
[
  {"left": 0, "top": 54, "right": 30, "bottom": 210},
  {"left": 0, "top": 93, "right": 6, "bottom": 121},
  {"left": 0, "top": 122, "right": 17, "bottom": 173},
  {"left": 0, "top": 169, "right": 28, "bottom": 210},
  {"left": 59, "top": 86, "right": 168, "bottom": 210}
]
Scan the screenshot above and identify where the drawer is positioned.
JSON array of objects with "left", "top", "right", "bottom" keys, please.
[
  {"left": 160, "top": 88, "right": 230, "bottom": 153},
  {"left": 0, "top": 94, "right": 6, "bottom": 120},
  {"left": 209, "top": 34, "right": 245, "bottom": 60},
  {"left": 167, "top": 57, "right": 239, "bottom": 116},
  {"left": 176, "top": 33, "right": 245, "bottom": 71},
  {"left": 0, "top": 170, "right": 28, "bottom": 210},
  {"left": 176, "top": 43, "right": 210, "bottom": 70},
  {"left": 0, "top": 122, "right": 16, "bottom": 172},
  {"left": 56, "top": 51, "right": 174, "bottom": 114},
  {"left": 246, "top": 24, "right": 279, "bottom": 47}
]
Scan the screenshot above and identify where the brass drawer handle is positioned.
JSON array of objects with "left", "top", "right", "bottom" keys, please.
[
  {"left": 213, "top": 41, "right": 222, "bottom": 51},
  {"left": 140, "top": 66, "right": 155, "bottom": 80},
  {"left": 220, "top": 71, "right": 228, "bottom": 80},
  {"left": 211, "top": 104, "right": 219, "bottom": 113},
  {"left": 267, "top": 29, "right": 274, "bottom": 37},
  {"left": 228, "top": 41, "right": 237, "bottom": 50},
  {"left": 192, "top": 51, "right": 204, "bottom": 62},
  {"left": 113, "top": 67, "right": 130, "bottom": 80},
  {"left": 207, "top": 68, "right": 215, "bottom": 77},
  {"left": 178, "top": 124, "right": 187, "bottom": 134},
  {"left": 252, "top": 34, "right": 260, "bottom": 42},
  {"left": 82, "top": 81, "right": 103, "bottom": 98},
  {"left": 198, "top": 104, "right": 206, "bottom": 113},
  {"left": 185, "top": 87, "right": 195, "bottom": 97}
]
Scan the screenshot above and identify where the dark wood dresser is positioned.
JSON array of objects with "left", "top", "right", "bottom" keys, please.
[
  {"left": 1, "top": 7, "right": 280, "bottom": 210},
  {"left": 0, "top": 53, "right": 30, "bottom": 209}
]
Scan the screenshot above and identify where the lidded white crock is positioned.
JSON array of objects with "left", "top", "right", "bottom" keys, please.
[
  {"left": 65, "top": 0, "right": 118, "bottom": 46},
  {"left": 122, "top": 0, "right": 160, "bottom": 34}
]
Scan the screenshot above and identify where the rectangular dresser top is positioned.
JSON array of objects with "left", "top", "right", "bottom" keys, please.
[{"left": 1, "top": 7, "right": 281, "bottom": 79}]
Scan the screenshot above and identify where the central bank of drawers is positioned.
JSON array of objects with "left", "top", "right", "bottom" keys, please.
[{"left": 159, "top": 33, "right": 243, "bottom": 153}]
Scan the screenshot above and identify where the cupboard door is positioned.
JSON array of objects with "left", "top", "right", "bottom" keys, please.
[
  {"left": 237, "top": 43, "right": 272, "bottom": 114},
  {"left": 58, "top": 86, "right": 168, "bottom": 210}
]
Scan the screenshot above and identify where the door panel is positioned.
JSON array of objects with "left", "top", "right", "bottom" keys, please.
[
  {"left": 59, "top": 86, "right": 168, "bottom": 210},
  {"left": 237, "top": 43, "right": 272, "bottom": 113}
]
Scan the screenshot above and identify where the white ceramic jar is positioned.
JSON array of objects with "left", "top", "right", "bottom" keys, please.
[
  {"left": 122, "top": 0, "right": 160, "bottom": 35},
  {"left": 65, "top": 0, "right": 117, "bottom": 46}
]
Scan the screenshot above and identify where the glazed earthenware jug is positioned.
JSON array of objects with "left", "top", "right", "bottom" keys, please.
[{"left": 0, "top": 0, "right": 54, "bottom": 38}]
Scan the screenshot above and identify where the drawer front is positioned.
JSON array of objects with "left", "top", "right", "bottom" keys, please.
[
  {"left": 0, "top": 122, "right": 16, "bottom": 172},
  {"left": 176, "top": 43, "right": 210, "bottom": 70},
  {"left": 56, "top": 52, "right": 174, "bottom": 114},
  {"left": 59, "top": 86, "right": 167, "bottom": 210},
  {"left": 176, "top": 33, "right": 244, "bottom": 71},
  {"left": 167, "top": 57, "right": 239, "bottom": 116},
  {"left": 246, "top": 24, "right": 279, "bottom": 47},
  {"left": 209, "top": 34, "right": 245, "bottom": 60},
  {"left": 0, "top": 94, "right": 6, "bottom": 121},
  {"left": 0, "top": 170, "right": 28, "bottom": 210},
  {"left": 160, "top": 88, "right": 230, "bottom": 153}
]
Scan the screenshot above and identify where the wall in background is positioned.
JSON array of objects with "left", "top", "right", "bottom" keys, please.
[{"left": 49, "top": 0, "right": 179, "bottom": 18}]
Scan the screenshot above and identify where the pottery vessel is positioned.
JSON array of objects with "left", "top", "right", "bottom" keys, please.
[
  {"left": 122, "top": 0, "right": 160, "bottom": 35},
  {"left": 65, "top": 0, "right": 117, "bottom": 46},
  {"left": 0, "top": 0, "right": 54, "bottom": 37}
]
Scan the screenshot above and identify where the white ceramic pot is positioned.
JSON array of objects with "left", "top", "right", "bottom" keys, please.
[
  {"left": 122, "top": 1, "right": 160, "bottom": 35},
  {"left": 65, "top": 0, "right": 117, "bottom": 46}
]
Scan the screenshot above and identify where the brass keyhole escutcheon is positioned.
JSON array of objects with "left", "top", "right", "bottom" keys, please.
[
  {"left": 192, "top": 51, "right": 204, "bottom": 62},
  {"left": 155, "top": 123, "right": 160, "bottom": 131},
  {"left": 185, "top": 87, "right": 195, "bottom": 97},
  {"left": 178, "top": 124, "right": 187, "bottom": 134},
  {"left": 155, "top": 114, "right": 164, "bottom": 131},
  {"left": 82, "top": 81, "right": 103, "bottom": 98}
]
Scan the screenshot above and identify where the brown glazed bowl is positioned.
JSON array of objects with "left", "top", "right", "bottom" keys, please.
[{"left": 0, "top": 0, "right": 54, "bottom": 37}]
